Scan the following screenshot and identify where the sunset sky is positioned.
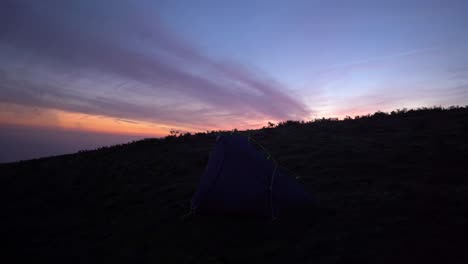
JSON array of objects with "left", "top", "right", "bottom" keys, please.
[{"left": 1, "top": 0, "right": 468, "bottom": 162}]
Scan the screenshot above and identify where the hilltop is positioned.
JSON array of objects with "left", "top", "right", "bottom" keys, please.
[{"left": 2, "top": 106, "right": 468, "bottom": 263}]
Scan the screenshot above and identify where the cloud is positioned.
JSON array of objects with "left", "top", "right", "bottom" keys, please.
[
  {"left": 313, "top": 47, "right": 438, "bottom": 74},
  {"left": 0, "top": 0, "right": 309, "bottom": 131}
]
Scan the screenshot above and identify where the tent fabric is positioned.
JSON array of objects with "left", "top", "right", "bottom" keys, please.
[{"left": 191, "top": 134, "right": 312, "bottom": 218}]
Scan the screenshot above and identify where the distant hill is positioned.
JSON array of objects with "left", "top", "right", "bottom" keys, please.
[{"left": 2, "top": 106, "right": 468, "bottom": 263}]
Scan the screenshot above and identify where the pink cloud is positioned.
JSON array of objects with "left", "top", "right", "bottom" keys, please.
[{"left": 0, "top": 0, "right": 309, "bottom": 131}]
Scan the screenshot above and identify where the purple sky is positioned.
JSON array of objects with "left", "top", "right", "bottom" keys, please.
[{"left": 1, "top": 0, "right": 468, "bottom": 162}]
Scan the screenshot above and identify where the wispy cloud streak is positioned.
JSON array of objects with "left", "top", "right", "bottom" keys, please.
[
  {"left": 314, "top": 47, "right": 437, "bottom": 73},
  {"left": 0, "top": 0, "right": 309, "bottom": 131}
]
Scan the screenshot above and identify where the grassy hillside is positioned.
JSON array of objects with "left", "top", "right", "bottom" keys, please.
[{"left": 2, "top": 107, "right": 468, "bottom": 263}]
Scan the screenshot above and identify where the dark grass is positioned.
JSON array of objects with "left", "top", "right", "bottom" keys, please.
[{"left": 1, "top": 106, "right": 468, "bottom": 263}]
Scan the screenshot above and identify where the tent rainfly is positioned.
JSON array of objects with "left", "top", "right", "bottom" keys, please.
[{"left": 191, "top": 134, "right": 312, "bottom": 218}]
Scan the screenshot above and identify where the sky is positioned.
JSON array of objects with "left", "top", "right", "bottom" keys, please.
[{"left": 1, "top": 0, "right": 468, "bottom": 162}]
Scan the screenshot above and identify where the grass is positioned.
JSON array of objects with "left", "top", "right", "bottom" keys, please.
[{"left": 1, "top": 106, "right": 468, "bottom": 263}]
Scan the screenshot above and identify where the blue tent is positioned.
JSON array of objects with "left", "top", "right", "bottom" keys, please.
[{"left": 191, "top": 134, "right": 312, "bottom": 218}]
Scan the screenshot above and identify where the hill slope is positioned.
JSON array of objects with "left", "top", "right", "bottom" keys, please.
[{"left": 2, "top": 107, "right": 468, "bottom": 263}]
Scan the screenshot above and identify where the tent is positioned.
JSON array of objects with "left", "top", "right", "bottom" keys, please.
[{"left": 191, "top": 134, "right": 312, "bottom": 218}]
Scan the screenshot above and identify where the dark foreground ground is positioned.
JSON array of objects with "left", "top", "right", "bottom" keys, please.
[{"left": 2, "top": 107, "right": 468, "bottom": 263}]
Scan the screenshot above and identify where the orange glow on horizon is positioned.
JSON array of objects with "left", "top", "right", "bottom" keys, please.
[
  {"left": 0, "top": 103, "right": 300, "bottom": 136},
  {"left": 0, "top": 103, "right": 185, "bottom": 137},
  {"left": 1, "top": 103, "right": 389, "bottom": 137}
]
